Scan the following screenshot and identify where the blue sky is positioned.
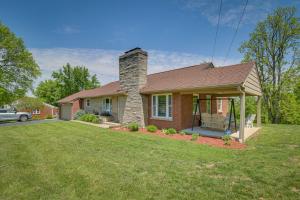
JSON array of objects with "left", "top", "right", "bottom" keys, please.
[{"left": 0, "top": 0, "right": 299, "bottom": 85}]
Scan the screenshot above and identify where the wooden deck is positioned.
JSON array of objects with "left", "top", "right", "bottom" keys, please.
[{"left": 183, "top": 127, "right": 261, "bottom": 142}]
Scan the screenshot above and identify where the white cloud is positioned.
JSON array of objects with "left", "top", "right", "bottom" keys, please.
[
  {"left": 30, "top": 48, "right": 241, "bottom": 87},
  {"left": 182, "top": 0, "right": 274, "bottom": 27}
]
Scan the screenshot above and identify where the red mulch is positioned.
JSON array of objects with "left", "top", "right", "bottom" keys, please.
[{"left": 111, "top": 127, "right": 246, "bottom": 149}]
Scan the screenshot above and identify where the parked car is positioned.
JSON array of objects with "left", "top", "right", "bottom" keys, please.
[{"left": 0, "top": 109, "right": 32, "bottom": 122}]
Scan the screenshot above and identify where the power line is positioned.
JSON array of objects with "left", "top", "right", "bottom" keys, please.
[
  {"left": 211, "top": 0, "right": 223, "bottom": 63},
  {"left": 223, "top": 0, "right": 248, "bottom": 64}
]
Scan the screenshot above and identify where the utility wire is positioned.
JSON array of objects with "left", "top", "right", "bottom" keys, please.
[
  {"left": 211, "top": 0, "right": 223, "bottom": 63},
  {"left": 223, "top": 0, "right": 248, "bottom": 64}
]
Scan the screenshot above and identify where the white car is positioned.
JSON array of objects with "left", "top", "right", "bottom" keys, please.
[{"left": 0, "top": 109, "right": 32, "bottom": 122}]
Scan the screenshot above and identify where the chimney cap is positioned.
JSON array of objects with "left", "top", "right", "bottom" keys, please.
[{"left": 124, "top": 47, "right": 141, "bottom": 54}]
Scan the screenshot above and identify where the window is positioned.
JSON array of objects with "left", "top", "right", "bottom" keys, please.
[
  {"left": 86, "top": 99, "right": 90, "bottom": 107},
  {"left": 102, "top": 98, "right": 112, "bottom": 113},
  {"left": 192, "top": 94, "right": 199, "bottom": 114},
  {"left": 32, "top": 109, "right": 40, "bottom": 115},
  {"left": 206, "top": 95, "right": 211, "bottom": 114},
  {"left": 0, "top": 109, "right": 7, "bottom": 113},
  {"left": 217, "top": 98, "right": 223, "bottom": 113},
  {"left": 152, "top": 94, "right": 172, "bottom": 119}
]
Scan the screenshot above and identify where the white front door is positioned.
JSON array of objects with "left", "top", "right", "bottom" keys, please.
[{"left": 102, "top": 98, "right": 112, "bottom": 114}]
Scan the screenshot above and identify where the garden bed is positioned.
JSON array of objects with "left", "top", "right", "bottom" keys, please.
[{"left": 111, "top": 127, "right": 246, "bottom": 149}]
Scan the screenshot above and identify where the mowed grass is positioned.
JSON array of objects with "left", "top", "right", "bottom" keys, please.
[{"left": 0, "top": 122, "right": 299, "bottom": 200}]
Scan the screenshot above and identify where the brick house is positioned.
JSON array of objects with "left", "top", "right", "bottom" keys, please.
[
  {"left": 23, "top": 102, "right": 58, "bottom": 119},
  {"left": 58, "top": 48, "right": 262, "bottom": 142}
]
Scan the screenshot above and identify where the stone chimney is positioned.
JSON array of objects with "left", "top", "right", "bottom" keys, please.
[{"left": 119, "top": 47, "right": 148, "bottom": 126}]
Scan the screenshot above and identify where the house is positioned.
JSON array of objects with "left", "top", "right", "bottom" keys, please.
[
  {"left": 19, "top": 102, "right": 58, "bottom": 119},
  {"left": 30, "top": 103, "right": 59, "bottom": 119},
  {"left": 58, "top": 48, "right": 262, "bottom": 142}
]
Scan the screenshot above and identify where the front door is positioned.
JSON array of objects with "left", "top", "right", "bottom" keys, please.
[{"left": 102, "top": 98, "right": 112, "bottom": 114}]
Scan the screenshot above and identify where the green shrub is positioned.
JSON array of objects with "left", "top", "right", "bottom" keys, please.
[
  {"left": 179, "top": 131, "right": 187, "bottom": 135},
  {"left": 127, "top": 122, "right": 139, "bottom": 131},
  {"left": 46, "top": 115, "right": 53, "bottom": 119},
  {"left": 164, "top": 128, "right": 177, "bottom": 135},
  {"left": 74, "top": 109, "right": 86, "bottom": 120},
  {"left": 79, "top": 114, "right": 99, "bottom": 124},
  {"left": 191, "top": 133, "right": 199, "bottom": 141},
  {"left": 146, "top": 125, "right": 158, "bottom": 133},
  {"left": 222, "top": 135, "right": 231, "bottom": 145},
  {"left": 162, "top": 129, "right": 168, "bottom": 134}
]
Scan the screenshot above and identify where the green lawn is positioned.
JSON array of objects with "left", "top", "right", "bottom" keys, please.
[{"left": 0, "top": 122, "right": 299, "bottom": 200}]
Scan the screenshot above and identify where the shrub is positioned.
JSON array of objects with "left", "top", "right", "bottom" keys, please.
[
  {"left": 79, "top": 114, "right": 99, "bottom": 124},
  {"left": 191, "top": 133, "right": 199, "bottom": 141},
  {"left": 74, "top": 109, "right": 86, "bottom": 120},
  {"left": 164, "top": 128, "right": 177, "bottom": 135},
  {"left": 162, "top": 129, "right": 168, "bottom": 134},
  {"left": 46, "top": 115, "right": 53, "bottom": 119},
  {"left": 179, "top": 130, "right": 187, "bottom": 135},
  {"left": 146, "top": 125, "right": 158, "bottom": 133},
  {"left": 127, "top": 122, "right": 139, "bottom": 131},
  {"left": 222, "top": 135, "right": 231, "bottom": 145}
]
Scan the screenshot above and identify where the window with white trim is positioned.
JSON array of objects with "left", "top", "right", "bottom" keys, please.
[
  {"left": 217, "top": 98, "right": 223, "bottom": 112},
  {"left": 32, "top": 109, "right": 40, "bottom": 115},
  {"left": 152, "top": 94, "right": 172, "bottom": 119}
]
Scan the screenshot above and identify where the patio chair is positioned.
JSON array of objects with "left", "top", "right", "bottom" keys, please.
[{"left": 246, "top": 114, "right": 256, "bottom": 128}]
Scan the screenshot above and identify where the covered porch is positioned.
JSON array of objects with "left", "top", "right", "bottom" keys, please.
[{"left": 179, "top": 64, "right": 263, "bottom": 143}]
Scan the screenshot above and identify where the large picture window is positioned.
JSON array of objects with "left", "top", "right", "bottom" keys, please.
[{"left": 152, "top": 94, "right": 172, "bottom": 119}]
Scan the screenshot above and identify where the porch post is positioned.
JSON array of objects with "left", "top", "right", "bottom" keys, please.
[
  {"left": 239, "top": 92, "right": 245, "bottom": 143},
  {"left": 256, "top": 96, "right": 262, "bottom": 127}
]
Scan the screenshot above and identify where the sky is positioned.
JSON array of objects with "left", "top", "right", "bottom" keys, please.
[{"left": 0, "top": 0, "right": 299, "bottom": 87}]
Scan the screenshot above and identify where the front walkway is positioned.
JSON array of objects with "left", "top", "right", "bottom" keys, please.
[{"left": 183, "top": 126, "right": 261, "bottom": 141}]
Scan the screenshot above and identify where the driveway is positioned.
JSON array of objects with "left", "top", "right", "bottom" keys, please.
[{"left": 0, "top": 119, "right": 60, "bottom": 127}]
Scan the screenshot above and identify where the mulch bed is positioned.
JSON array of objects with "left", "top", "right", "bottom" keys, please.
[{"left": 111, "top": 127, "right": 246, "bottom": 149}]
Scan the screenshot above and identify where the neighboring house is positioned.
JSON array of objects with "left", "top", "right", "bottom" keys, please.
[
  {"left": 20, "top": 102, "right": 58, "bottom": 119},
  {"left": 58, "top": 48, "right": 262, "bottom": 142}
]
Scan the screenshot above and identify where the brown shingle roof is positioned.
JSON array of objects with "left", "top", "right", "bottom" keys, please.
[
  {"left": 58, "top": 81, "right": 122, "bottom": 103},
  {"left": 58, "top": 62, "right": 255, "bottom": 103},
  {"left": 141, "top": 62, "right": 255, "bottom": 93}
]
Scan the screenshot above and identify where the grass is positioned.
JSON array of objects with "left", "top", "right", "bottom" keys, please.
[{"left": 0, "top": 122, "right": 299, "bottom": 200}]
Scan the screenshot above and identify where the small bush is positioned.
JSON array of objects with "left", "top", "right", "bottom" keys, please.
[
  {"left": 191, "top": 133, "right": 199, "bottom": 141},
  {"left": 146, "top": 125, "right": 158, "bottom": 133},
  {"left": 179, "top": 131, "right": 187, "bottom": 135},
  {"left": 79, "top": 114, "right": 99, "bottom": 124},
  {"left": 127, "top": 122, "right": 139, "bottom": 131},
  {"left": 222, "top": 135, "right": 231, "bottom": 145},
  {"left": 46, "top": 115, "right": 53, "bottom": 119},
  {"left": 74, "top": 109, "right": 86, "bottom": 120},
  {"left": 162, "top": 129, "right": 168, "bottom": 134},
  {"left": 164, "top": 128, "right": 177, "bottom": 135}
]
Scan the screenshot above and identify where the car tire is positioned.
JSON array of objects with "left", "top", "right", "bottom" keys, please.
[{"left": 20, "top": 115, "right": 28, "bottom": 122}]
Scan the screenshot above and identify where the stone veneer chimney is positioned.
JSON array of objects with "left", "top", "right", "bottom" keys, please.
[{"left": 119, "top": 47, "right": 148, "bottom": 126}]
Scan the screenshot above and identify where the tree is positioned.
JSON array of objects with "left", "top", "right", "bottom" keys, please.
[
  {"left": 0, "top": 22, "right": 40, "bottom": 106},
  {"left": 34, "top": 80, "right": 60, "bottom": 106},
  {"left": 14, "top": 96, "right": 44, "bottom": 111},
  {"left": 35, "top": 63, "right": 100, "bottom": 104},
  {"left": 239, "top": 7, "right": 300, "bottom": 123}
]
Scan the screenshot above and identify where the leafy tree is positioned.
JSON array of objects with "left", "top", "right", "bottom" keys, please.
[
  {"left": 239, "top": 7, "right": 300, "bottom": 123},
  {"left": 34, "top": 80, "right": 60, "bottom": 106},
  {"left": 14, "top": 96, "right": 44, "bottom": 111},
  {"left": 35, "top": 63, "right": 100, "bottom": 104},
  {"left": 0, "top": 22, "right": 40, "bottom": 106}
]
